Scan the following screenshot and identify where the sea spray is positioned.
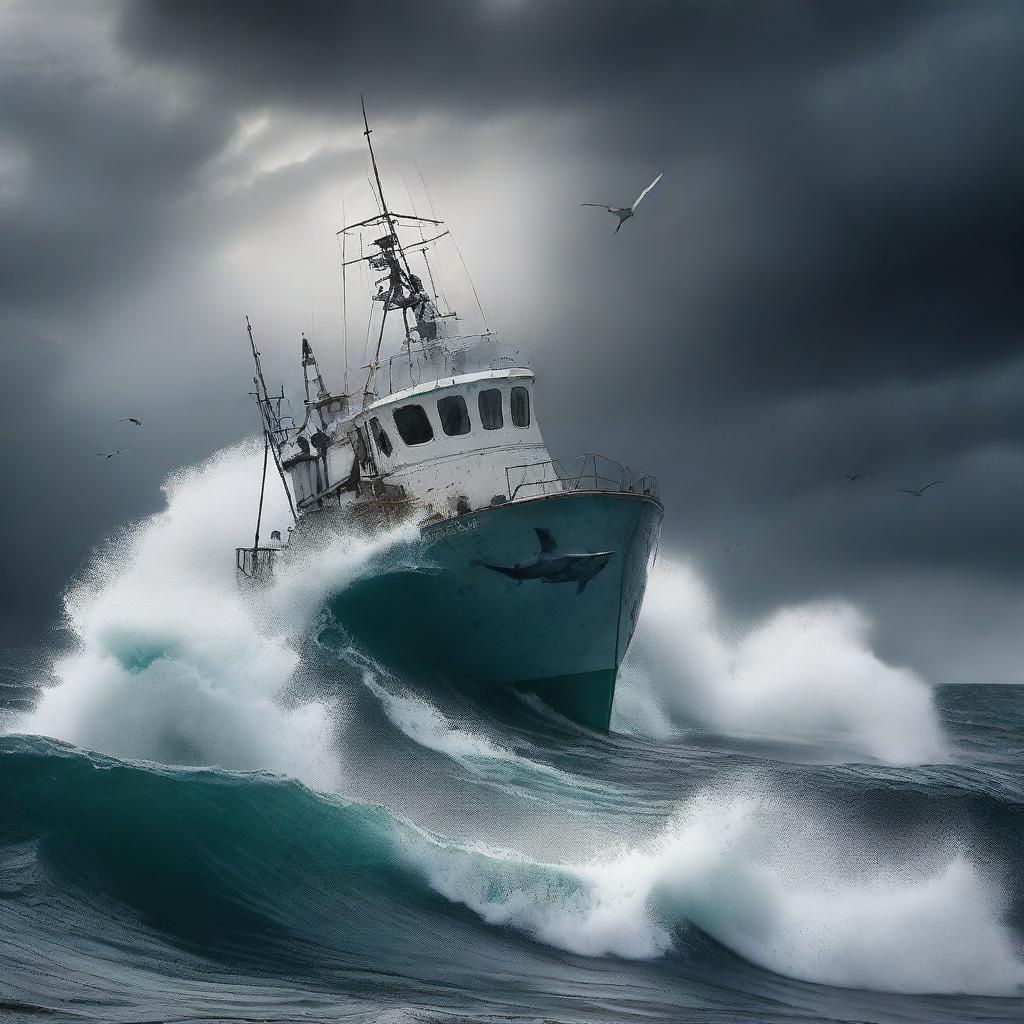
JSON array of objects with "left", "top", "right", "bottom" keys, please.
[
  {"left": 406, "top": 781, "right": 1024, "bottom": 995},
  {"left": 615, "top": 558, "right": 947, "bottom": 764},
  {"left": 11, "top": 442, "right": 414, "bottom": 790},
  {"left": 358, "top": 666, "right": 624, "bottom": 812}
]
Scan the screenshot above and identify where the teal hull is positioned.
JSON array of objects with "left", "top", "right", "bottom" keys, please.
[{"left": 329, "top": 491, "right": 663, "bottom": 731}]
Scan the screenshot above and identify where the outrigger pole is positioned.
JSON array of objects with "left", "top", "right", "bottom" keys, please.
[
  {"left": 253, "top": 429, "right": 270, "bottom": 551},
  {"left": 246, "top": 316, "right": 297, "bottom": 523}
]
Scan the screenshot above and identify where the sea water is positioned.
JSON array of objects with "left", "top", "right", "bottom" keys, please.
[{"left": 2, "top": 443, "right": 1022, "bottom": 1023}]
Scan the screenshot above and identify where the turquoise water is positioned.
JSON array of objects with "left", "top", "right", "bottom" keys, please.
[
  {"left": 3, "top": 675, "right": 1024, "bottom": 1023},
  {"left": 2, "top": 446, "right": 1022, "bottom": 1023}
]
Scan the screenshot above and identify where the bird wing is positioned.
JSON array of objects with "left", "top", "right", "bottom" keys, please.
[
  {"left": 921, "top": 480, "right": 943, "bottom": 492},
  {"left": 896, "top": 489, "right": 918, "bottom": 495},
  {"left": 631, "top": 172, "right": 663, "bottom": 211},
  {"left": 581, "top": 204, "right": 616, "bottom": 212}
]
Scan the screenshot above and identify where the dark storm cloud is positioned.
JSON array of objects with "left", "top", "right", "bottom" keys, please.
[
  {"left": 115, "top": 1, "right": 925, "bottom": 113},
  {"left": 1, "top": 0, "right": 1023, "bottom": 679},
  {"left": 116, "top": 0, "right": 1024, "bottom": 405},
  {"left": 0, "top": 39, "right": 231, "bottom": 310}
]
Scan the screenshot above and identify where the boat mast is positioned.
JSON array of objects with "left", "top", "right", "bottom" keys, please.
[
  {"left": 361, "top": 96, "right": 396, "bottom": 408},
  {"left": 339, "top": 99, "right": 450, "bottom": 408},
  {"left": 361, "top": 94, "right": 413, "bottom": 281},
  {"left": 359, "top": 96, "right": 430, "bottom": 407}
]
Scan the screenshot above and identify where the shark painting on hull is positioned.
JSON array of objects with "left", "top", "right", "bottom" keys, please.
[{"left": 472, "top": 527, "right": 614, "bottom": 594}]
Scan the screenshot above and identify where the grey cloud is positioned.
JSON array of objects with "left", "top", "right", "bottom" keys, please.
[{"left": 0, "top": 0, "right": 1022, "bottom": 687}]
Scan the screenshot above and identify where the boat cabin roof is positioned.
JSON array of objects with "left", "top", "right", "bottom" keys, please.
[{"left": 361, "top": 367, "right": 534, "bottom": 415}]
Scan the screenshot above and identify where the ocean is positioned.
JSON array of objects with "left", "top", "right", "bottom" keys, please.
[{"left": 2, "top": 444, "right": 1022, "bottom": 1024}]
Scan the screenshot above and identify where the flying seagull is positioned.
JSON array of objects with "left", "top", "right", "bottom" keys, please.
[
  {"left": 117, "top": 417, "right": 143, "bottom": 426},
  {"left": 97, "top": 448, "right": 133, "bottom": 460},
  {"left": 582, "top": 172, "right": 664, "bottom": 233},
  {"left": 724, "top": 541, "right": 744, "bottom": 554},
  {"left": 896, "top": 480, "right": 943, "bottom": 497},
  {"left": 845, "top": 472, "right": 870, "bottom": 482}
]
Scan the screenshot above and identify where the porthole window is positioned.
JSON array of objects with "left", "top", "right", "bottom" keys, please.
[
  {"left": 369, "top": 417, "right": 392, "bottom": 457},
  {"left": 437, "top": 395, "right": 471, "bottom": 436},
  {"left": 511, "top": 386, "right": 531, "bottom": 428},
  {"left": 478, "top": 388, "right": 503, "bottom": 430},
  {"left": 393, "top": 404, "right": 434, "bottom": 445}
]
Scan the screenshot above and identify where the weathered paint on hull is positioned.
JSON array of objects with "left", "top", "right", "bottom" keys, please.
[{"left": 329, "top": 491, "right": 663, "bottom": 731}]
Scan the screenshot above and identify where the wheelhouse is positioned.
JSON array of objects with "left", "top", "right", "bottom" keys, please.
[{"left": 352, "top": 368, "right": 547, "bottom": 516}]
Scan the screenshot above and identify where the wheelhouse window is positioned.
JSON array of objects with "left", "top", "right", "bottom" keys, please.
[
  {"left": 511, "top": 386, "right": 531, "bottom": 428},
  {"left": 437, "top": 395, "right": 471, "bottom": 436},
  {"left": 393, "top": 404, "right": 434, "bottom": 445},
  {"left": 478, "top": 388, "right": 503, "bottom": 430},
  {"left": 369, "top": 417, "right": 392, "bottom": 457}
]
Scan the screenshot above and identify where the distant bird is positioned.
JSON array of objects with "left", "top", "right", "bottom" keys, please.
[
  {"left": 97, "top": 448, "right": 133, "bottom": 460},
  {"left": 117, "top": 417, "right": 143, "bottom": 426},
  {"left": 845, "top": 472, "right": 870, "bottom": 482},
  {"left": 582, "top": 172, "right": 664, "bottom": 233},
  {"left": 724, "top": 541, "right": 744, "bottom": 554},
  {"left": 896, "top": 480, "right": 943, "bottom": 497}
]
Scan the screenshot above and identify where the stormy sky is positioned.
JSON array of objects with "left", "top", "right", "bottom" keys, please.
[{"left": 2, "top": 0, "right": 1022, "bottom": 681}]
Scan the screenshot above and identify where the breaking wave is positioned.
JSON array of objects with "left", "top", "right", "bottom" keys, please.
[
  {"left": 412, "top": 782, "right": 1022, "bottom": 995},
  {"left": 5, "top": 442, "right": 1019, "bottom": 1020},
  {"left": 3, "top": 737, "right": 1020, "bottom": 1000},
  {"left": 13, "top": 442, "right": 414, "bottom": 790},
  {"left": 615, "top": 559, "right": 947, "bottom": 764}
]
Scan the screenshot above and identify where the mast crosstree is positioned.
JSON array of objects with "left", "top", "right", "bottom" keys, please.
[{"left": 339, "top": 97, "right": 456, "bottom": 405}]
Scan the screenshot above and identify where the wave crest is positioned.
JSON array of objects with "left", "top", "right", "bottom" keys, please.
[{"left": 615, "top": 559, "right": 947, "bottom": 764}]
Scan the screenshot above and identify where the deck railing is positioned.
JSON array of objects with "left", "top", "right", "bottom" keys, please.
[
  {"left": 505, "top": 454, "right": 660, "bottom": 503},
  {"left": 385, "top": 333, "right": 525, "bottom": 395},
  {"left": 235, "top": 546, "right": 279, "bottom": 580}
]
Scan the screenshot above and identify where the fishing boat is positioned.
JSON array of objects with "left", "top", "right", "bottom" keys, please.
[{"left": 236, "top": 102, "right": 663, "bottom": 731}]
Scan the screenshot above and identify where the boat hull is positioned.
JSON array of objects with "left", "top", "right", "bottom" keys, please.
[{"left": 327, "top": 491, "right": 663, "bottom": 731}]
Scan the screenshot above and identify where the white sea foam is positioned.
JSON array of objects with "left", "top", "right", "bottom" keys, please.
[
  {"left": 12, "top": 442, "right": 413, "bottom": 790},
  {"left": 363, "top": 674, "right": 524, "bottom": 765},
  {"left": 409, "top": 783, "right": 1024, "bottom": 995},
  {"left": 360, "top": 672, "right": 623, "bottom": 812},
  {"left": 615, "top": 558, "right": 947, "bottom": 764}
]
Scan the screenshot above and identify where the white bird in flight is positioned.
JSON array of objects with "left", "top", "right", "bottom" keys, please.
[{"left": 582, "top": 172, "right": 664, "bottom": 233}]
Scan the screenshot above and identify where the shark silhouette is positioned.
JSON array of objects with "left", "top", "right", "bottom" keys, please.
[{"left": 472, "top": 527, "right": 614, "bottom": 594}]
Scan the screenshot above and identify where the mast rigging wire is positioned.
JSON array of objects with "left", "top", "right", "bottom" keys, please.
[
  {"left": 253, "top": 429, "right": 270, "bottom": 551},
  {"left": 415, "top": 162, "right": 454, "bottom": 315},
  {"left": 340, "top": 187, "right": 349, "bottom": 394},
  {"left": 451, "top": 233, "right": 490, "bottom": 334}
]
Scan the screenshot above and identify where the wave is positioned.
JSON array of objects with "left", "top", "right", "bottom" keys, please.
[
  {"left": 6, "top": 442, "right": 414, "bottom": 790},
  {"left": 357, "top": 667, "right": 624, "bottom": 811},
  {"left": 7, "top": 442, "right": 1015, "bottom": 1015},
  {"left": 615, "top": 559, "right": 948, "bottom": 764},
  {"left": 407, "top": 781, "right": 1024, "bottom": 996},
  {"left": 8, "top": 442, "right": 948, "bottom": 783},
  {"left": 4, "top": 737, "right": 1019, "bottom": 998}
]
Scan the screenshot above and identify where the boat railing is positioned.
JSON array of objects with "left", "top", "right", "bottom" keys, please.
[
  {"left": 235, "top": 546, "right": 279, "bottom": 581},
  {"left": 385, "top": 332, "right": 526, "bottom": 395},
  {"left": 505, "top": 454, "right": 660, "bottom": 502}
]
